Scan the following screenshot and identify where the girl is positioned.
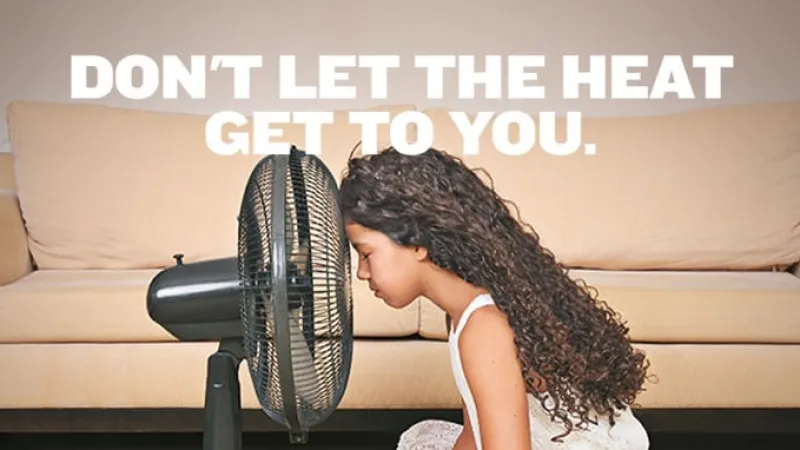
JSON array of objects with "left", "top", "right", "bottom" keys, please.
[{"left": 338, "top": 146, "right": 652, "bottom": 450}]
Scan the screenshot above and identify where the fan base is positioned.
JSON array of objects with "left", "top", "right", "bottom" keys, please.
[{"left": 289, "top": 431, "right": 309, "bottom": 444}]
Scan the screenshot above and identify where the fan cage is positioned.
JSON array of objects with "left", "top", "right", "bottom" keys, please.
[{"left": 237, "top": 148, "right": 353, "bottom": 429}]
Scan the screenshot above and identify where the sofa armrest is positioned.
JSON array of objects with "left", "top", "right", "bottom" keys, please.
[{"left": 0, "top": 153, "right": 32, "bottom": 285}]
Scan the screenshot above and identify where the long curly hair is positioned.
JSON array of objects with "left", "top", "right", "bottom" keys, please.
[{"left": 338, "top": 145, "right": 651, "bottom": 441}]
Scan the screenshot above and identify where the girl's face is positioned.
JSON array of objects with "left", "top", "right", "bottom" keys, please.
[{"left": 345, "top": 222, "right": 427, "bottom": 309}]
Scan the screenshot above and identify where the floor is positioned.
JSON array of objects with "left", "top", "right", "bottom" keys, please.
[{"left": 1, "top": 431, "right": 797, "bottom": 449}]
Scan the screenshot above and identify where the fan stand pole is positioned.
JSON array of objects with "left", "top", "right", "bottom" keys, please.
[{"left": 202, "top": 338, "right": 245, "bottom": 450}]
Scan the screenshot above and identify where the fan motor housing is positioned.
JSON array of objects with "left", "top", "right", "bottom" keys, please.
[{"left": 146, "top": 256, "right": 243, "bottom": 341}]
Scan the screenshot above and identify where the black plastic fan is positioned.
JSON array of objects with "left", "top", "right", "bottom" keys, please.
[{"left": 147, "top": 145, "right": 354, "bottom": 449}]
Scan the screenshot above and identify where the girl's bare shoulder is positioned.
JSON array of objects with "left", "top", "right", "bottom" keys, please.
[
  {"left": 458, "top": 305, "right": 517, "bottom": 363},
  {"left": 462, "top": 301, "right": 512, "bottom": 333}
]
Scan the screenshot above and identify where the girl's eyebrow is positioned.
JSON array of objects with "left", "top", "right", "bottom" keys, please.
[{"left": 352, "top": 242, "right": 373, "bottom": 254}]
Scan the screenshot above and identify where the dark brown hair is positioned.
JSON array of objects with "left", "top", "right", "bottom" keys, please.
[{"left": 338, "top": 146, "right": 651, "bottom": 441}]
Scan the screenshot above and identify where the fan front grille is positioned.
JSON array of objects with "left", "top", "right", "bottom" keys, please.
[{"left": 238, "top": 148, "right": 353, "bottom": 429}]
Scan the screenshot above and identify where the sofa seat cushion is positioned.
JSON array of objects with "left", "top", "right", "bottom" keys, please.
[
  {"left": 0, "top": 269, "right": 419, "bottom": 343},
  {"left": 0, "top": 340, "right": 798, "bottom": 410},
  {"left": 419, "top": 270, "right": 800, "bottom": 344}
]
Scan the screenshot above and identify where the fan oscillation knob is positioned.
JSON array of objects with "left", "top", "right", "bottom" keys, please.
[{"left": 173, "top": 253, "right": 185, "bottom": 265}]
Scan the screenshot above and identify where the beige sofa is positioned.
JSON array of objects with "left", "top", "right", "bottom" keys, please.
[{"left": 1, "top": 100, "right": 799, "bottom": 433}]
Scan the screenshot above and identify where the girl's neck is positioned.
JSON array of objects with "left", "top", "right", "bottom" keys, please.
[{"left": 420, "top": 263, "right": 489, "bottom": 330}]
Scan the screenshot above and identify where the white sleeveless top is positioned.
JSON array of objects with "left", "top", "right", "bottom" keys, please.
[
  {"left": 448, "top": 293, "right": 494, "bottom": 449},
  {"left": 448, "top": 294, "right": 651, "bottom": 450}
]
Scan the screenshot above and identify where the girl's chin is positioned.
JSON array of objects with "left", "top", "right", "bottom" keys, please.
[
  {"left": 373, "top": 290, "right": 412, "bottom": 309},
  {"left": 383, "top": 297, "right": 413, "bottom": 310}
]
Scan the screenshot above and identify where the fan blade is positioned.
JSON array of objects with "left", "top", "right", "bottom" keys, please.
[{"left": 288, "top": 308, "right": 321, "bottom": 407}]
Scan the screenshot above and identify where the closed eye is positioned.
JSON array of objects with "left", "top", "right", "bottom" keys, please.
[{"left": 353, "top": 244, "right": 371, "bottom": 260}]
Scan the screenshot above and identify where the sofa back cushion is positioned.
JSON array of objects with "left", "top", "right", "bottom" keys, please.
[
  {"left": 8, "top": 101, "right": 800, "bottom": 271},
  {"left": 423, "top": 101, "right": 800, "bottom": 270},
  {"left": 7, "top": 101, "right": 414, "bottom": 269}
]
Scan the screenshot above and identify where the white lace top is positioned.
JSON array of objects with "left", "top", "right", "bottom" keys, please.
[{"left": 446, "top": 293, "right": 651, "bottom": 450}]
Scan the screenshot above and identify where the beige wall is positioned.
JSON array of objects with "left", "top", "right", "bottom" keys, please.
[{"left": 1, "top": 0, "right": 798, "bottom": 153}]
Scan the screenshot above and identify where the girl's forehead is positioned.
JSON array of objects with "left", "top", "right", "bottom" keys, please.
[
  {"left": 346, "top": 223, "right": 389, "bottom": 244},
  {"left": 345, "top": 222, "right": 375, "bottom": 240}
]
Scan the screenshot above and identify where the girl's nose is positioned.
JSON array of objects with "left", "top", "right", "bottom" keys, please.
[{"left": 356, "top": 262, "right": 369, "bottom": 281}]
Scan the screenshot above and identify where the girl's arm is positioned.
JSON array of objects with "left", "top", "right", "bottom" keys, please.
[
  {"left": 453, "top": 401, "right": 477, "bottom": 450},
  {"left": 459, "top": 307, "right": 532, "bottom": 450}
]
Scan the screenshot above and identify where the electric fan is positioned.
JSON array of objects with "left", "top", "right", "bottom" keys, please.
[{"left": 146, "top": 145, "right": 354, "bottom": 449}]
